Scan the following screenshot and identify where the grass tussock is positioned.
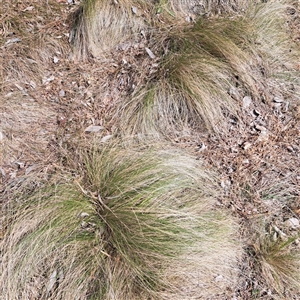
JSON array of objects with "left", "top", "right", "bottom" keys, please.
[
  {"left": 247, "top": 1, "right": 300, "bottom": 70},
  {"left": 118, "top": 19, "right": 254, "bottom": 136},
  {"left": 250, "top": 225, "right": 300, "bottom": 297},
  {"left": 0, "top": 145, "right": 242, "bottom": 299},
  {"left": 70, "top": 0, "right": 152, "bottom": 59}
]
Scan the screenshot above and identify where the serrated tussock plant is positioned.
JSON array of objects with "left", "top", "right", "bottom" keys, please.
[
  {"left": 250, "top": 229, "right": 300, "bottom": 297},
  {"left": 0, "top": 145, "right": 242, "bottom": 299},
  {"left": 119, "top": 17, "right": 254, "bottom": 136},
  {"left": 70, "top": 0, "right": 153, "bottom": 59},
  {"left": 247, "top": 0, "right": 300, "bottom": 71}
]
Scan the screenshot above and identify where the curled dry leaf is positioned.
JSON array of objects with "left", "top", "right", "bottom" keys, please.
[
  {"left": 100, "top": 134, "right": 113, "bottom": 143},
  {"left": 285, "top": 218, "right": 300, "bottom": 230},
  {"left": 273, "top": 97, "right": 284, "bottom": 103},
  {"left": 131, "top": 6, "right": 137, "bottom": 14},
  {"left": 4, "top": 38, "right": 22, "bottom": 47},
  {"left": 42, "top": 75, "right": 55, "bottom": 85},
  {"left": 84, "top": 125, "right": 104, "bottom": 133},
  {"left": 145, "top": 47, "right": 156, "bottom": 59},
  {"left": 46, "top": 270, "right": 57, "bottom": 293},
  {"left": 242, "top": 96, "right": 252, "bottom": 109}
]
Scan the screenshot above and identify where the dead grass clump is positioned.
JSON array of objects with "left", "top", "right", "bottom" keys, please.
[
  {"left": 247, "top": 1, "right": 300, "bottom": 72},
  {"left": 70, "top": 0, "right": 153, "bottom": 60},
  {"left": 117, "top": 18, "right": 255, "bottom": 137},
  {"left": 0, "top": 145, "right": 242, "bottom": 299},
  {"left": 249, "top": 222, "right": 300, "bottom": 298}
]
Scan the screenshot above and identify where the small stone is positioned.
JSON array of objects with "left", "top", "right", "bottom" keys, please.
[
  {"left": 273, "top": 103, "right": 282, "bottom": 108},
  {"left": 229, "top": 88, "right": 240, "bottom": 101},
  {"left": 81, "top": 221, "right": 88, "bottom": 229},
  {"left": 59, "top": 90, "right": 65, "bottom": 97},
  {"left": 285, "top": 102, "right": 290, "bottom": 112},
  {"left": 4, "top": 37, "right": 21, "bottom": 47},
  {"left": 186, "top": 16, "right": 192, "bottom": 22},
  {"left": 257, "top": 130, "right": 269, "bottom": 142},
  {"left": 23, "top": 6, "right": 34, "bottom": 12},
  {"left": 15, "top": 83, "right": 23, "bottom": 91},
  {"left": 220, "top": 179, "right": 231, "bottom": 189},
  {"left": 198, "top": 142, "right": 206, "bottom": 151},
  {"left": 16, "top": 162, "right": 25, "bottom": 169},
  {"left": 231, "top": 147, "right": 238, "bottom": 153},
  {"left": 53, "top": 56, "right": 59, "bottom": 64},
  {"left": 0, "top": 131, "right": 3, "bottom": 142}
]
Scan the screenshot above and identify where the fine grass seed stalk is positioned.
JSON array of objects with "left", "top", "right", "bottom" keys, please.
[{"left": 0, "top": 147, "right": 242, "bottom": 299}]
